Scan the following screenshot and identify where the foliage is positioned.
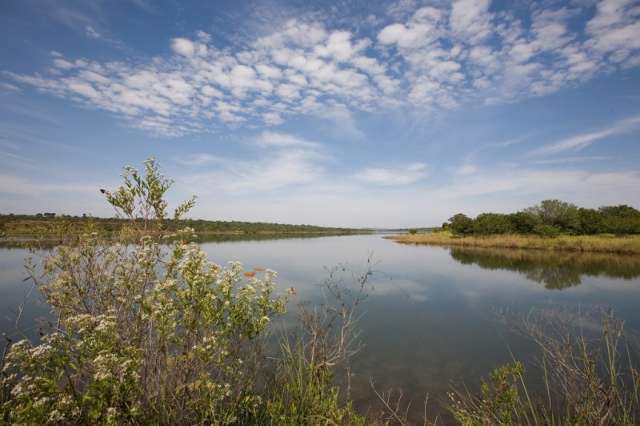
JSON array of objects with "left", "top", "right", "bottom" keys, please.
[
  {"left": 389, "top": 232, "right": 640, "bottom": 254},
  {"left": 532, "top": 223, "right": 561, "bottom": 238},
  {"left": 449, "top": 310, "right": 640, "bottom": 426},
  {"left": 472, "top": 213, "right": 513, "bottom": 235},
  {"left": 0, "top": 159, "right": 369, "bottom": 425},
  {"left": 507, "top": 211, "right": 540, "bottom": 234},
  {"left": 442, "top": 199, "right": 640, "bottom": 237},
  {"left": 0, "top": 216, "right": 367, "bottom": 242},
  {"left": 448, "top": 214, "right": 475, "bottom": 236},
  {"left": 448, "top": 246, "right": 640, "bottom": 289},
  {"left": 449, "top": 362, "right": 524, "bottom": 425},
  {"left": 524, "top": 199, "right": 581, "bottom": 233}
]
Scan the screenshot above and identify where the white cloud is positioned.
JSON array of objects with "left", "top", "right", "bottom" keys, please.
[
  {"left": 85, "top": 25, "right": 101, "bottom": 39},
  {"left": 533, "top": 156, "right": 611, "bottom": 165},
  {"left": 0, "top": 82, "right": 20, "bottom": 92},
  {"left": 456, "top": 164, "right": 478, "bottom": 175},
  {"left": 175, "top": 153, "right": 223, "bottom": 166},
  {"left": 450, "top": 0, "right": 492, "bottom": 42},
  {"left": 6, "top": 1, "right": 640, "bottom": 137},
  {"left": 171, "top": 38, "right": 196, "bottom": 57},
  {"left": 255, "top": 132, "right": 319, "bottom": 149},
  {"left": 180, "top": 149, "right": 324, "bottom": 194},
  {"left": 530, "top": 114, "right": 640, "bottom": 156},
  {"left": 354, "top": 163, "right": 427, "bottom": 186},
  {"left": 0, "top": 174, "right": 101, "bottom": 195}
]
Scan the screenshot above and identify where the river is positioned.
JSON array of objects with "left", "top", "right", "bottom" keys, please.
[{"left": 2, "top": 233, "right": 639, "bottom": 421}]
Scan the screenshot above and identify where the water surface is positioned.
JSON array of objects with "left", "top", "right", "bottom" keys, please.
[{"left": 1, "top": 234, "right": 639, "bottom": 421}]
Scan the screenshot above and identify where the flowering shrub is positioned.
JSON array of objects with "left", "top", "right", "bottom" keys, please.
[{"left": 1, "top": 160, "right": 287, "bottom": 424}]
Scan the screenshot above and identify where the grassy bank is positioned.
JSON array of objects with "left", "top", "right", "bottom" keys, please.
[
  {"left": 387, "top": 231, "right": 640, "bottom": 254},
  {"left": 0, "top": 215, "right": 371, "bottom": 245}
]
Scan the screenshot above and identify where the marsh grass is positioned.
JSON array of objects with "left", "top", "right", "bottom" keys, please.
[
  {"left": 448, "top": 309, "right": 640, "bottom": 426},
  {"left": 388, "top": 231, "right": 640, "bottom": 255}
]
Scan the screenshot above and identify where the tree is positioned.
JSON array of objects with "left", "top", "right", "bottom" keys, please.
[
  {"left": 448, "top": 213, "right": 474, "bottom": 235},
  {"left": 577, "top": 208, "right": 603, "bottom": 235},
  {"left": 599, "top": 205, "right": 640, "bottom": 234},
  {"left": 473, "top": 213, "right": 514, "bottom": 235},
  {"left": 524, "top": 200, "right": 580, "bottom": 233},
  {"left": 508, "top": 211, "right": 540, "bottom": 234}
]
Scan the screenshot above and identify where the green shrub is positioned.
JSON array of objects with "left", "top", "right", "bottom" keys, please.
[
  {"left": 449, "top": 213, "right": 475, "bottom": 235},
  {"left": 472, "top": 213, "right": 514, "bottom": 235},
  {"left": 449, "top": 311, "right": 640, "bottom": 426},
  {"left": 533, "top": 223, "right": 561, "bottom": 238},
  {"left": 0, "top": 159, "right": 368, "bottom": 425}
]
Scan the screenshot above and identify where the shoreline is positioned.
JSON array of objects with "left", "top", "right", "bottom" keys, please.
[
  {"left": 0, "top": 230, "right": 371, "bottom": 248},
  {"left": 386, "top": 232, "right": 640, "bottom": 255}
]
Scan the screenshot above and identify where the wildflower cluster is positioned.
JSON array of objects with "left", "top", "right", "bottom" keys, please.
[
  {"left": 2, "top": 231, "right": 286, "bottom": 423},
  {"left": 1, "top": 160, "right": 286, "bottom": 424}
]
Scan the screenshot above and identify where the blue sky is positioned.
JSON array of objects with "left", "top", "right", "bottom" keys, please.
[{"left": 1, "top": 0, "right": 639, "bottom": 227}]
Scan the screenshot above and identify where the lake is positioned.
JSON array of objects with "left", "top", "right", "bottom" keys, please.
[{"left": 2, "top": 233, "right": 640, "bottom": 422}]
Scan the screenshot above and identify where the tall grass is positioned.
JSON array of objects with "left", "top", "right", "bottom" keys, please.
[
  {"left": 388, "top": 231, "right": 640, "bottom": 254},
  {"left": 448, "top": 310, "right": 640, "bottom": 425}
]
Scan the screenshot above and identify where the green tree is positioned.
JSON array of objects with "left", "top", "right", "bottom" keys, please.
[
  {"left": 473, "top": 213, "right": 514, "bottom": 235},
  {"left": 525, "top": 199, "right": 580, "bottom": 233},
  {"left": 577, "top": 207, "right": 604, "bottom": 235},
  {"left": 600, "top": 205, "right": 640, "bottom": 235},
  {"left": 508, "top": 211, "right": 540, "bottom": 234},
  {"left": 448, "top": 213, "right": 474, "bottom": 235}
]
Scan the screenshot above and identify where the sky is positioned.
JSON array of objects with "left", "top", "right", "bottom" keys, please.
[{"left": 0, "top": 0, "right": 639, "bottom": 228}]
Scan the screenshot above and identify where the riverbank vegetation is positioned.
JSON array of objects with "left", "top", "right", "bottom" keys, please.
[
  {"left": 0, "top": 159, "right": 371, "bottom": 425},
  {"left": 0, "top": 185, "right": 369, "bottom": 244},
  {"left": 390, "top": 199, "right": 640, "bottom": 254},
  {"left": 1, "top": 160, "right": 639, "bottom": 424},
  {"left": 0, "top": 215, "right": 368, "bottom": 238},
  {"left": 390, "top": 232, "right": 640, "bottom": 254},
  {"left": 445, "top": 199, "right": 640, "bottom": 237},
  {"left": 448, "top": 246, "right": 640, "bottom": 289}
]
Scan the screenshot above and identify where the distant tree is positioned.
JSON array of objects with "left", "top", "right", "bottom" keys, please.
[
  {"left": 577, "top": 208, "right": 604, "bottom": 235},
  {"left": 508, "top": 211, "right": 540, "bottom": 234},
  {"left": 524, "top": 200, "right": 580, "bottom": 233},
  {"left": 448, "top": 213, "right": 474, "bottom": 235},
  {"left": 599, "top": 205, "right": 640, "bottom": 235},
  {"left": 473, "top": 213, "right": 514, "bottom": 235},
  {"left": 533, "top": 224, "right": 561, "bottom": 238}
]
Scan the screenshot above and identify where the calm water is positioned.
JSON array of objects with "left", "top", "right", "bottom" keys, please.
[{"left": 2, "top": 234, "right": 640, "bottom": 421}]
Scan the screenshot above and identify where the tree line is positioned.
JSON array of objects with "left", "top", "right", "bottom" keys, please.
[
  {"left": 0, "top": 214, "right": 367, "bottom": 236},
  {"left": 444, "top": 200, "right": 640, "bottom": 237}
]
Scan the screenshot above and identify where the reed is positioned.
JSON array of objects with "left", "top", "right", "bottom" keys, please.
[{"left": 387, "top": 231, "right": 640, "bottom": 255}]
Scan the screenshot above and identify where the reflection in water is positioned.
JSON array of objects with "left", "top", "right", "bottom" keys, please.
[
  {"left": 0, "top": 232, "right": 360, "bottom": 249},
  {"left": 449, "top": 247, "right": 640, "bottom": 289},
  {"left": 2, "top": 235, "right": 640, "bottom": 424}
]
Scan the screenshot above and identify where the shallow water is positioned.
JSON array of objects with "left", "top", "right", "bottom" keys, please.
[{"left": 2, "top": 234, "right": 639, "bottom": 422}]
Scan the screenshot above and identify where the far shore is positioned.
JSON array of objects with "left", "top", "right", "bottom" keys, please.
[{"left": 386, "top": 232, "right": 640, "bottom": 255}]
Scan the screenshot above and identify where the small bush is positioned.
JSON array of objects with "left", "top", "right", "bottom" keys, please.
[
  {"left": 449, "top": 310, "right": 640, "bottom": 426},
  {"left": 533, "top": 223, "right": 561, "bottom": 237}
]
